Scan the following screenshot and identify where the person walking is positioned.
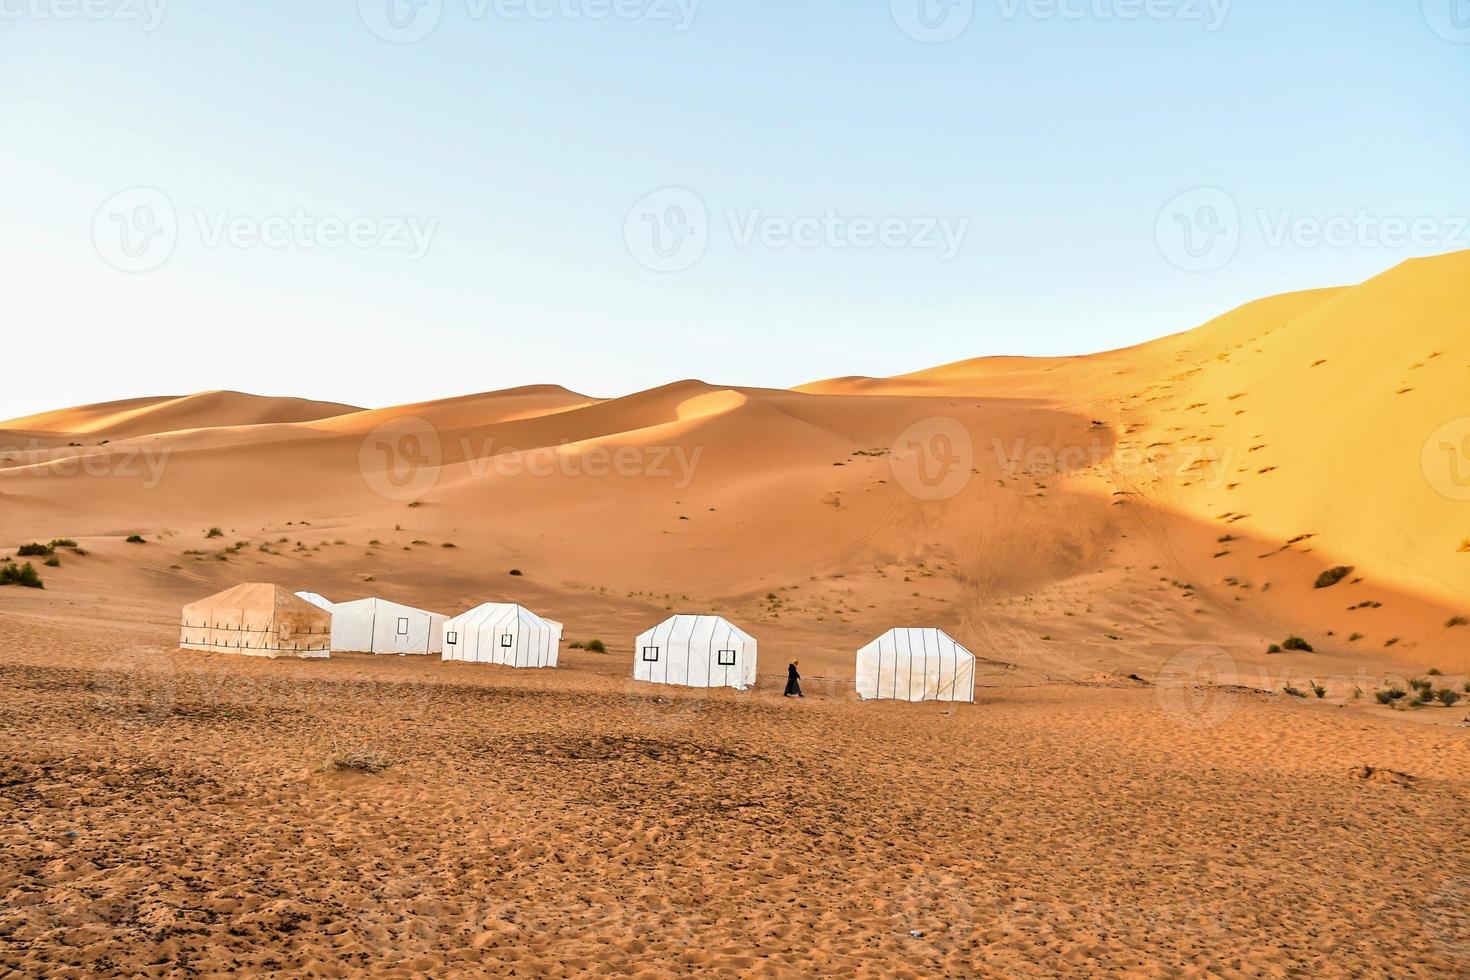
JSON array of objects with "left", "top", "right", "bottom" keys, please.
[{"left": 784, "top": 660, "right": 804, "bottom": 698}]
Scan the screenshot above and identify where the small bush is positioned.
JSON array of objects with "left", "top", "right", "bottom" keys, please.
[
  {"left": 205, "top": 527, "right": 224, "bottom": 539},
  {"left": 48, "top": 538, "right": 78, "bottom": 549},
  {"left": 1267, "top": 644, "right": 1283, "bottom": 654},
  {"left": 1282, "top": 636, "right": 1314, "bottom": 652},
  {"left": 1437, "top": 689, "right": 1461, "bottom": 707},
  {"left": 1447, "top": 617, "right": 1469, "bottom": 628},
  {"left": 1410, "top": 677, "right": 1434, "bottom": 697},
  {"left": 1375, "top": 687, "right": 1405, "bottom": 705},
  {"left": 441, "top": 542, "right": 457, "bottom": 549},
  {"left": 1314, "top": 566, "right": 1354, "bottom": 589},
  {"left": 317, "top": 749, "right": 391, "bottom": 775},
  {"left": 1282, "top": 685, "right": 1308, "bottom": 699},
  {"left": 1310, "top": 681, "right": 1327, "bottom": 699},
  {"left": 43, "top": 556, "right": 60, "bottom": 568},
  {"left": 1428, "top": 668, "right": 1443, "bottom": 676},
  {"left": 508, "top": 568, "right": 523, "bottom": 576},
  {"left": 17, "top": 543, "right": 52, "bottom": 557},
  {"left": 0, "top": 563, "right": 44, "bottom": 589},
  {"left": 126, "top": 534, "right": 146, "bottom": 544},
  {"left": 584, "top": 639, "right": 606, "bottom": 654}
]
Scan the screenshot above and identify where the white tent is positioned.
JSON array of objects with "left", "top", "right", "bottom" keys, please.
[
  {"left": 855, "top": 628, "right": 976, "bottom": 703},
  {"left": 295, "top": 592, "right": 334, "bottom": 611},
  {"left": 442, "top": 603, "right": 562, "bottom": 668},
  {"left": 327, "top": 597, "right": 447, "bottom": 656},
  {"left": 633, "top": 615, "right": 756, "bottom": 690}
]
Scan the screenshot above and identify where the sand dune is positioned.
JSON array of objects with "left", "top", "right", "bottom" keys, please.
[
  {"left": 0, "top": 390, "right": 362, "bottom": 442},
  {"left": 2, "top": 253, "right": 1467, "bottom": 675}
]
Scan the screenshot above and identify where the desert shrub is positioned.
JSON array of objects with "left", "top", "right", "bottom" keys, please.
[
  {"left": 48, "top": 538, "right": 78, "bottom": 549},
  {"left": 1375, "top": 687, "right": 1405, "bottom": 705},
  {"left": 1282, "top": 685, "right": 1307, "bottom": 699},
  {"left": 205, "top": 527, "right": 224, "bottom": 539},
  {"left": 1409, "top": 677, "right": 1434, "bottom": 696},
  {"left": 1310, "top": 681, "right": 1327, "bottom": 699},
  {"left": 508, "top": 568, "right": 523, "bottom": 576},
  {"left": 1282, "top": 636, "right": 1314, "bottom": 652},
  {"left": 584, "top": 639, "right": 606, "bottom": 654},
  {"left": 1314, "top": 566, "right": 1354, "bottom": 589},
  {"left": 125, "top": 534, "right": 146, "bottom": 544},
  {"left": 317, "top": 749, "right": 391, "bottom": 774},
  {"left": 441, "top": 542, "right": 457, "bottom": 549},
  {"left": 1437, "top": 689, "right": 1461, "bottom": 707},
  {"left": 1428, "top": 668, "right": 1443, "bottom": 676},
  {"left": 17, "top": 543, "right": 52, "bottom": 557},
  {"left": 1267, "top": 644, "right": 1283, "bottom": 654},
  {"left": 407, "top": 501, "right": 424, "bottom": 508},
  {"left": 43, "top": 556, "right": 60, "bottom": 568},
  {"left": 568, "top": 641, "right": 584, "bottom": 650},
  {"left": 1448, "top": 617, "right": 1469, "bottom": 628},
  {"left": 0, "top": 563, "right": 44, "bottom": 589},
  {"left": 1348, "top": 632, "right": 1364, "bottom": 642}
]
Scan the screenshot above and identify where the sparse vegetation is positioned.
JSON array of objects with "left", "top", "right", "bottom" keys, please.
[
  {"left": 1314, "top": 566, "right": 1354, "bottom": 589},
  {"left": 43, "top": 556, "right": 60, "bottom": 568},
  {"left": 1375, "top": 686, "right": 1406, "bottom": 705},
  {"left": 0, "top": 562, "right": 44, "bottom": 589},
  {"left": 1310, "top": 681, "right": 1327, "bottom": 699},
  {"left": 1267, "top": 644, "right": 1283, "bottom": 654},
  {"left": 1447, "top": 616, "right": 1468, "bottom": 628},
  {"left": 205, "top": 527, "right": 224, "bottom": 539},
  {"left": 16, "top": 543, "right": 52, "bottom": 557},
  {"left": 442, "top": 542, "right": 457, "bottom": 549},
  {"left": 1437, "top": 689, "right": 1461, "bottom": 707},
  {"left": 126, "top": 534, "right": 146, "bottom": 544},
  {"left": 317, "top": 748, "right": 392, "bottom": 775},
  {"left": 509, "top": 569, "right": 523, "bottom": 576},
  {"left": 48, "top": 538, "right": 78, "bottom": 549},
  {"left": 1282, "top": 685, "right": 1307, "bottom": 699},
  {"left": 1281, "top": 636, "right": 1314, "bottom": 652},
  {"left": 584, "top": 639, "right": 607, "bottom": 654}
]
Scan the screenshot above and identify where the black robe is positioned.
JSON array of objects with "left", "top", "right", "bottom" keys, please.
[{"left": 784, "top": 663, "right": 802, "bottom": 697}]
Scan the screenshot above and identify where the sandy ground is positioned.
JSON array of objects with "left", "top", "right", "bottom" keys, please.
[{"left": 1, "top": 605, "right": 1468, "bottom": 977}]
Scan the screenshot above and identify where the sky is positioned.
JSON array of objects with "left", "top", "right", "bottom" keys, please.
[{"left": 2, "top": 0, "right": 1468, "bottom": 419}]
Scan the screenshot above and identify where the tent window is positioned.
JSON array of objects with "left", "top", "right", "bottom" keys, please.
[
  {"left": 642, "top": 646, "right": 660, "bottom": 662},
  {"left": 717, "top": 649, "right": 737, "bottom": 667},
  {"left": 446, "top": 631, "right": 458, "bottom": 645},
  {"left": 397, "top": 618, "right": 410, "bottom": 636},
  {"left": 500, "top": 633, "right": 513, "bottom": 648}
]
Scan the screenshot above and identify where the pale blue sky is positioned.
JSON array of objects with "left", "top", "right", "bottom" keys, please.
[{"left": 3, "top": 1, "right": 1467, "bottom": 418}]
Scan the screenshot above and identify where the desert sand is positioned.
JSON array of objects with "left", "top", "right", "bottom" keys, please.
[{"left": 1, "top": 252, "right": 1468, "bottom": 975}]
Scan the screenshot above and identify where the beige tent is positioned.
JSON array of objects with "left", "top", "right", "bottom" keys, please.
[{"left": 180, "top": 583, "right": 332, "bottom": 659}]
